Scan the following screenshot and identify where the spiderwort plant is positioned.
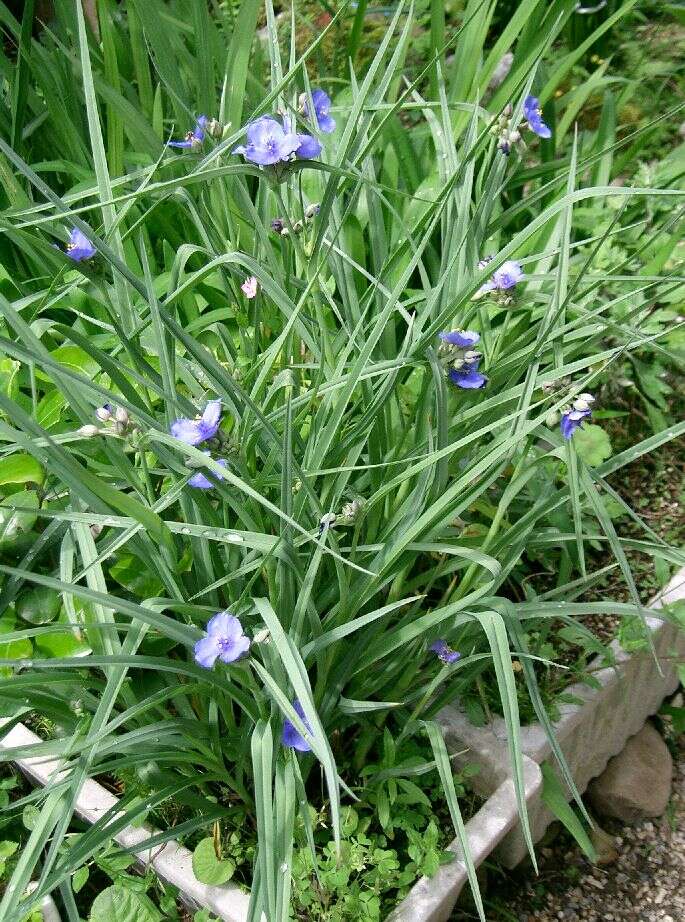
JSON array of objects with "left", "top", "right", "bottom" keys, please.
[
  {"left": 170, "top": 400, "right": 222, "bottom": 446},
  {"left": 282, "top": 700, "right": 313, "bottom": 752},
  {"left": 561, "top": 393, "right": 595, "bottom": 440},
  {"left": 429, "top": 640, "right": 461, "bottom": 664},
  {"left": 169, "top": 115, "right": 208, "bottom": 151},
  {"left": 194, "top": 612, "right": 250, "bottom": 668},
  {"left": 523, "top": 95, "right": 552, "bottom": 139},
  {"left": 188, "top": 454, "right": 228, "bottom": 489},
  {"left": 299, "top": 89, "right": 336, "bottom": 134},
  {"left": 439, "top": 329, "right": 487, "bottom": 390},
  {"left": 58, "top": 228, "right": 96, "bottom": 262}
]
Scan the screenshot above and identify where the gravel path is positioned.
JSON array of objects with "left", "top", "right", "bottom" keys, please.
[{"left": 452, "top": 730, "right": 685, "bottom": 922}]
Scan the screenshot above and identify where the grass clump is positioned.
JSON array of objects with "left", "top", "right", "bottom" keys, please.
[{"left": 0, "top": 1, "right": 683, "bottom": 920}]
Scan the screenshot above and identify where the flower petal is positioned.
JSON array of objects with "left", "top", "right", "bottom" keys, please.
[
  {"left": 449, "top": 367, "right": 487, "bottom": 389},
  {"left": 207, "top": 611, "right": 243, "bottom": 641},
  {"left": 170, "top": 418, "right": 204, "bottom": 445},
  {"left": 439, "top": 329, "right": 480, "bottom": 348},
  {"left": 295, "top": 133, "right": 322, "bottom": 159},
  {"left": 282, "top": 700, "right": 313, "bottom": 752},
  {"left": 194, "top": 635, "right": 221, "bottom": 668},
  {"left": 219, "top": 633, "right": 251, "bottom": 663}
]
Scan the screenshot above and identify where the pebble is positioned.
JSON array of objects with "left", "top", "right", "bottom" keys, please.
[{"left": 452, "top": 734, "right": 685, "bottom": 922}]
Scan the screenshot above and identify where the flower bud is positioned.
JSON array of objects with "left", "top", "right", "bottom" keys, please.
[
  {"left": 206, "top": 118, "right": 223, "bottom": 139},
  {"left": 318, "top": 512, "right": 337, "bottom": 533},
  {"left": 114, "top": 406, "right": 129, "bottom": 425},
  {"left": 95, "top": 404, "right": 112, "bottom": 422},
  {"left": 78, "top": 424, "right": 101, "bottom": 438},
  {"left": 271, "top": 217, "right": 285, "bottom": 234},
  {"left": 304, "top": 202, "right": 320, "bottom": 220}
]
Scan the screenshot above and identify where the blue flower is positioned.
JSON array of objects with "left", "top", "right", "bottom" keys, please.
[
  {"left": 233, "top": 116, "right": 300, "bottom": 165},
  {"left": 430, "top": 640, "right": 461, "bottom": 664},
  {"left": 523, "top": 96, "right": 551, "bottom": 140},
  {"left": 188, "top": 454, "right": 227, "bottom": 489},
  {"left": 295, "top": 132, "right": 322, "bottom": 159},
  {"left": 170, "top": 400, "right": 222, "bottom": 446},
  {"left": 63, "top": 228, "right": 96, "bottom": 262},
  {"left": 439, "top": 329, "right": 480, "bottom": 348},
  {"left": 169, "top": 116, "right": 208, "bottom": 150},
  {"left": 449, "top": 362, "right": 487, "bottom": 390},
  {"left": 194, "top": 611, "right": 250, "bottom": 668},
  {"left": 480, "top": 260, "right": 524, "bottom": 294},
  {"left": 560, "top": 393, "right": 595, "bottom": 440},
  {"left": 282, "top": 700, "right": 313, "bottom": 752},
  {"left": 300, "top": 89, "right": 335, "bottom": 134}
]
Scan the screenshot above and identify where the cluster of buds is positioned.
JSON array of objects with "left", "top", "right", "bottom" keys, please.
[
  {"left": 270, "top": 203, "right": 320, "bottom": 237},
  {"left": 540, "top": 376, "right": 571, "bottom": 396},
  {"left": 205, "top": 118, "right": 224, "bottom": 140},
  {"left": 491, "top": 104, "right": 521, "bottom": 155},
  {"left": 340, "top": 497, "right": 365, "bottom": 523},
  {"left": 78, "top": 404, "right": 133, "bottom": 438}
]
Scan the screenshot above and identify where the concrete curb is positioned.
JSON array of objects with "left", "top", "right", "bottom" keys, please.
[{"left": 385, "top": 567, "right": 685, "bottom": 922}]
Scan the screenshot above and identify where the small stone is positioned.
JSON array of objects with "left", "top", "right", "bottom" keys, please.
[{"left": 587, "top": 722, "right": 673, "bottom": 822}]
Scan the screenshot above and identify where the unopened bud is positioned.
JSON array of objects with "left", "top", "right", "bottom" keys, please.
[
  {"left": 90, "top": 523, "right": 103, "bottom": 538},
  {"left": 95, "top": 404, "right": 112, "bottom": 422},
  {"left": 318, "top": 512, "right": 337, "bottom": 534},
  {"left": 78, "top": 424, "right": 101, "bottom": 438},
  {"left": 304, "top": 202, "right": 320, "bottom": 220},
  {"left": 206, "top": 118, "right": 223, "bottom": 139},
  {"left": 114, "top": 406, "right": 129, "bottom": 425}
]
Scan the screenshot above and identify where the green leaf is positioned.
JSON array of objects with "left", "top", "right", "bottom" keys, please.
[
  {"left": 541, "top": 763, "right": 596, "bottom": 861},
  {"left": 89, "top": 884, "right": 162, "bottom": 922},
  {"left": 573, "top": 425, "right": 612, "bottom": 466},
  {"left": 0, "top": 492, "right": 39, "bottom": 546},
  {"left": 191, "top": 837, "right": 236, "bottom": 886},
  {"left": 16, "top": 587, "right": 61, "bottom": 625},
  {"left": 0, "top": 455, "right": 44, "bottom": 488},
  {"left": 72, "top": 865, "right": 89, "bottom": 894},
  {"left": 22, "top": 805, "right": 40, "bottom": 831}
]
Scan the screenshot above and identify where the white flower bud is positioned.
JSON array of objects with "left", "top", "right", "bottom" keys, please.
[
  {"left": 78, "top": 424, "right": 101, "bottom": 438},
  {"left": 319, "top": 512, "right": 337, "bottom": 532},
  {"left": 95, "top": 405, "right": 112, "bottom": 422},
  {"left": 114, "top": 406, "right": 129, "bottom": 425}
]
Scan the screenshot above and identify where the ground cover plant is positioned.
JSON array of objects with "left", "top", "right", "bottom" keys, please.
[{"left": 0, "top": 0, "right": 683, "bottom": 920}]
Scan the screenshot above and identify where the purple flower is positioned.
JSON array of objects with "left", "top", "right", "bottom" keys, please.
[
  {"left": 430, "top": 640, "right": 461, "bottom": 664},
  {"left": 560, "top": 393, "right": 595, "bottom": 440},
  {"left": 95, "top": 403, "right": 113, "bottom": 422},
  {"left": 194, "top": 611, "right": 250, "bottom": 668},
  {"left": 188, "top": 454, "right": 227, "bottom": 489},
  {"left": 170, "top": 400, "right": 222, "bottom": 446},
  {"left": 300, "top": 89, "right": 335, "bottom": 134},
  {"left": 295, "top": 133, "right": 322, "bottom": 159},
  {"left": 169, "top": 116, "right": 208, "bottom": 150},
  {"left": 233, "top": 117, "right": 300, "bottom": 165},
  {"left": 478, "top": 260, "right": 524, "bottom": 295},
  {"left": 63, "top": 228, "right": 96, "bottom": 262},
  {"left": 523, "top": 96, "right": 551, "bottom": 140},
  {"left": 449, "top": 363, "right": 487, "bottom": 390},
  {"left": 282, "top": 700, "right": 313, "bottom": 752},
  {"left": 439, "top": 329, "right": 480, "bottom": 348}
]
